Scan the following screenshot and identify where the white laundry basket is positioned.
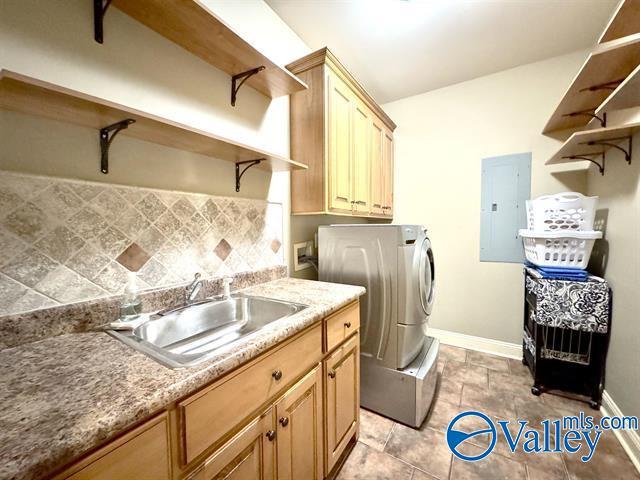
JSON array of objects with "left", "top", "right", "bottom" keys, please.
[
  {"left": 519, "top": 230, "right": 602, "bottom": 269},
  {"left": 527, "top": 192, "right": 598, "bottom": 232}
]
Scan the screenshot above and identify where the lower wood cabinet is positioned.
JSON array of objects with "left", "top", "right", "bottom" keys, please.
[
  {"left": 324, "top": 334, "right": 360, "bottom": 473},
  {"left": 188, "top": 409, "right": 275, "bottom": 480},
  {"left": 55, "top": 414, "right": 171, "bottom": 480},
  {"left": 275, "top": 365, "right": 324, "bottom": 480},
  {"left": 53, "top": 301, "right": 361, "bottom": 480}
]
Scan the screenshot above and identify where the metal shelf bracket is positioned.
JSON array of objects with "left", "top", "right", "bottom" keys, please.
[
  {"left": 563, "top": 152, "right": 606, "bottom": 176},
  {"left": 582, "top": 136, "right": 632, "bottom": 165},
  {"left": 579, "top": 78, "right": 624, "bottom": 93},
  {"left": 100, "top": 119, "right": 135, "bottom": 174},
  {"left": 93, "top": 0, "right": 113, "bottom": 44},
  {"left": 563, "top": 109, "right": 607, "bottom": 128},
  {"left": 235, "top": 159, "right": 264, "bottom": 192},
  {"left": 231, "top": 67, "right": 265, "bottom": 106}
]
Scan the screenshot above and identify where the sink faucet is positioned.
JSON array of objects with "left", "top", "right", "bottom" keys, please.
[
  {"left": 222, "top": 276, "right": 233, "bottom": 300},
  {"left": 186, "top": 272, "right": 204, "bottom": 304}
]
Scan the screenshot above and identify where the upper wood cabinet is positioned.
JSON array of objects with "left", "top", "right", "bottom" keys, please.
[{"left": 288, "top": 48, "right": 396, "bottom": 218}]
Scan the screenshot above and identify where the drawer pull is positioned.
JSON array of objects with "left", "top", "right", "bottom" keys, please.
[
  {"left": 279, "top": 417, "right": 289, "bottom": 427},
  {"left": 328, "top": 370, "right": 336, "bottom": 379},
  {"left": 272, "top": 370, "right": 283, "bottom": 381},
  {"left": 344, "top": 322, "right": 352, "bottom": 328},
  {"left": 266, "top": 430, "right": 276, "bottom": 441}
]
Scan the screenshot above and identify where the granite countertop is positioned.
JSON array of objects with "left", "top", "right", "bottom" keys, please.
[{"left": 0, "top": 278, "right": 365, "bottom": 480}]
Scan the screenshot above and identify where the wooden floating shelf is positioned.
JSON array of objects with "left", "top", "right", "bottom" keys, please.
[
  {"left": 599, "top": 0, "right": 640, "bottom": 44},
  {"left": 542, "top": 33, "right": 640, "bottom": 134},
  {"left": 546, "top": 121, "right": 640, "bottom": 165},
  {"left": 596, "top": 63, "right": 640, "bottom": 115},
  {"left": 0, "top": 70, "right": 307, "bottom": 173},
  {"left": 110, "top": 0, "right": 308, "bottom": 102}
]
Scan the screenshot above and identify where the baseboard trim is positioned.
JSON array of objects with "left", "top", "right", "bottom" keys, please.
[
  {"left": 601, "top": 390, "right": 640, "bottom": 473},
  {"left": 428, "top": 328, "right": 639, "bottom": 473},
  {"left": 428, "top": 328, "right": 522, "bottom": 359}
]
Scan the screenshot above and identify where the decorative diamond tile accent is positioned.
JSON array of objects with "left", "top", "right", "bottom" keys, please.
[
  {"left": 270, "top": 239, "right": 282, "bottom": 254},
  {"left": 214, "top": 239, "right": 233, "bottom": 261},
  {"left": 0, "top": 170, "right": 284, "bottom": 317},
  {"left": 116, "top": 243, "right": 151, "bottom": 272}
]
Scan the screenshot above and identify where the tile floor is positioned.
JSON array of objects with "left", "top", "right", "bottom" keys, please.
[{"left": 337, "top": 345, "right": 639, "bottom": 480}]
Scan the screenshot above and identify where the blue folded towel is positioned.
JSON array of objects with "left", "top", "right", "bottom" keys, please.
[{"left": 525, "top": 263, "right": 589, "bottom": 281}]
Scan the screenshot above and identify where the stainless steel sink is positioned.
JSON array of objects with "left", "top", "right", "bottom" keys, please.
[{"left": 107, "top": 295, "right": 307, "bottom": 368}]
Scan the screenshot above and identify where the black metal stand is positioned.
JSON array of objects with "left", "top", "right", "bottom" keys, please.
[
  {"left": 93, "top": 0, "right": 113, "bottom": 44},
  {"left": 522, "top": 270, "right": 611, "bottom": 410},
  {"left": 582, "top": 136, "right": 633, "bottom": 165},
  {"left": 231, "top": 67, "right": 265, "bottom": 106},
  {"left": 235, "top": 159, "right": 263, "bottom": 192},
  {"left": 578, "top": 79, "right": 624, "bottom": 93},
  {"left": 100, "top": 119, "right": 135, "bottom": 174}
]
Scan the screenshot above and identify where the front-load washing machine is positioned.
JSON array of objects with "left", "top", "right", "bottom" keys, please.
[{"left": 319, "top": 224, "right": 438, "bottom": 427}]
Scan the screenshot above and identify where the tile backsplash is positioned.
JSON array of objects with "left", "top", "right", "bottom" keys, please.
[{"left": 0, "top": 171, "right": 284, "bottom": 316}]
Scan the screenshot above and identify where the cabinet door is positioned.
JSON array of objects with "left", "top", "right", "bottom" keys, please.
[
  {"left": 351, "top": 101, "right": 370, "bottom": 214},
  {"left": 324, "top": 335, "right": 360, "bottom": 473},
  {"left": 275, "top": 365, "right": 323, "bottom": 480},
  {"left": 198, "top": 409, "right": 275, "bottom": 480},
  {"left": 369, "top": 119, "right": 385, "bottom": 216},
  {"left": 382, "top": 129, "right": 394, "bottom": 217},
  {"left": 60, "top": 414, "right": 170, "bottom": 480},
  {"left": 327, "top": 71, "right": 353, "bottom": 213}
]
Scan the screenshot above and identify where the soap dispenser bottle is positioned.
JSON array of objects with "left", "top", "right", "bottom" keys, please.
[{"left": 120, "top": 271, "right": 142, "bottom": 320}]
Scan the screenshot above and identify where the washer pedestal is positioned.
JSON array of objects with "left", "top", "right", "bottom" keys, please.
[{"left": 360, "top": 337, "right": 439, "bottom": 427}]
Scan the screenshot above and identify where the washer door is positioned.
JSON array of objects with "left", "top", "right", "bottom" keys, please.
[{"left": 418, "top": 238, "right": 435, "bottom": 316}]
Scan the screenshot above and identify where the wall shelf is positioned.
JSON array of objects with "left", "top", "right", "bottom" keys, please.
[
  {"left": 545, "top": 121, "right": 639, "bottom": 174},
  {"left": 595, "top": 63, "right": 640, "bottom": 116},
  {"left": 598, "top": 0, "right": 640, "bottom": 44},
  {"left": 107, "top": 0, "right": 308, "bottom": 105},
  {"left": 0, "top": 70, "right": 307, "bottom": 179},
  {"left": 542, "top": 33, "right": 640, "bottom": 134}
]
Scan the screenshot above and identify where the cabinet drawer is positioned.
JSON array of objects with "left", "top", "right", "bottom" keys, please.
[
  {"left": 57, "top": 414, "right": 170, "bottom": 480},
  {"left": 325, "top": 302, "right": 359, "bottom": 352},
  {"left": 179, "top": 325, "right": 322, "bottom": 465}
]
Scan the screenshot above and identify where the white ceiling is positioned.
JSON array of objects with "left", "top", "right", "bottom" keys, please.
[{"left": 266, "top": 0, "right": 618, "bottom": 104}]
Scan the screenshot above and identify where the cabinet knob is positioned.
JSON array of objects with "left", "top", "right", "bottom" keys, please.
[
  {"left": 266, "top": 430, "right": 276, "bottom": 441},
  {"left": 344, "top": 322, "right": 352, "bottom": 328},
  {"left": 328, "top": 370, "right": 336, "bottom": 379},
  {"left": 279, "top": 417, "right": 289, "bottom": 427},
  {"left": 272, "top": 370, "right": 283, "bottom": 381}
]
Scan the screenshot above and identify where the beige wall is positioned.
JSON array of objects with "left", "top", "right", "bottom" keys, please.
[
  {"left": 586, "top": 130, "right": 640, "bottom": 418},
  {"left": 382, "top": 51, "right": 588, "bottom": 344},
  {"left": 0, "top": 0, "right": 310, "bottom": 270}
]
